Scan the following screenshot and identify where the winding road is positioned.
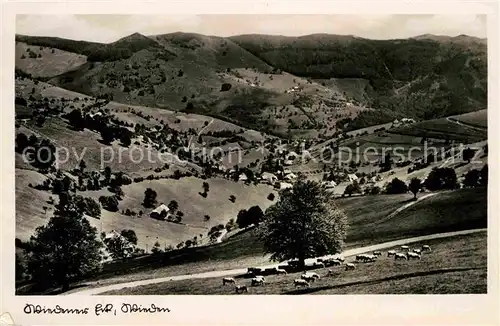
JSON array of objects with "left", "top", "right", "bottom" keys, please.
[{"left": 66, "top": 228, "right": 486, "bottom": 296}]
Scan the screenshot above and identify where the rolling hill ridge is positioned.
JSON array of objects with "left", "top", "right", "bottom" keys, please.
[{"left": 16, "top": 32, "right": 487, "bottom": 137}]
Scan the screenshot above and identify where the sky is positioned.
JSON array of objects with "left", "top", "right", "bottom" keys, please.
[{"left": 16, "top": 14, "right": 487, "bottom": 43}]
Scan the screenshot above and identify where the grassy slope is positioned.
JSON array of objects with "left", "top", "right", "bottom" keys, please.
[
  {"left": 69, "top": 188, "right": 486, "bottom": 286},
  {"left": 389, "top": 117, "right": 487, "bottom": 143},
  {"left": 15, "top": 168, "right": 278, "bottom": 248},
  {"left": 230, "top": 34, "right": 487, "bottom": 127},
  {"left": 450, "top": 109, "right": 488, "bottom": 128},
  {"left": 100, "top": 230, "right": 487, "bottom": 295},
  {"left": 19, "top": 32, "right": 488, "bottom": 137},
  {"left": 15, "top": 42, "right": 87, "bottom": 78}
]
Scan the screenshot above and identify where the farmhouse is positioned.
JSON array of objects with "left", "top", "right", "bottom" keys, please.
[
  {"left": 285, "top": 173, "right": 297, "bottom": 181},
  {"left": 279, "top": 182, "right": 293, "bottom": 190},
  {"left": 101, "top": 230, "right": 136, "bottom": 262},
  {"left": 401, "top": 118, "right": 416, "bottom": 124},
  {"left": 347, "top": 174, "right": 358, "bottom": 182},
  {"left": 150, "top": 203, "right": 170, "bottom": 220},
  {"left": 261, "top": 172, "right": 278, "bottom": 184},
  {"left": 88, "top": 111, "right": 103, "bottom": 118},
  {"left": 321, "top": 180, "right": 337, "bottom": 189}
]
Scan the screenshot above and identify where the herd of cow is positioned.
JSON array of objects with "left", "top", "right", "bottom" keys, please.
[{"left": 221, "top": 244, "right": 432, "bottom": 294}]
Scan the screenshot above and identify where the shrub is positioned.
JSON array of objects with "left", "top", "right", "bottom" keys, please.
[
  {"left": 267, "top": 193, "right": 275, "bottom": 201},
  {"left": 99, "top": 196, "right": 119, "bottom": 212},
  {"left": 220, "top": 83, "right": 232, "bottom": 92},
  {"left": 424, "top": 167, "right": 459, "bottom": 191},
  {"left": 143, "top": 188, "right": 157, "bottom": 208},
  {"left": 385, "top": 178, "right": 408, "bottom": 194}
]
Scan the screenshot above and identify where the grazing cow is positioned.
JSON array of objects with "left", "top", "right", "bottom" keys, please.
[
  {"left": 235, "top": 285, "right": 248, "bottom": 293},
  {"left": 356, "top": 254, "right": 366, "bottom": 261},
  {"left": 387, "top": 250, "right": 396, "bottom": 257},
  {"left": 407, "top": 252, "right": 421, "bottom": 260},
  {"left": 364, "top": 254, "right": 377, "bottom": 262},
  {"left": 304, "top": 272, "right": 320, "bottom": 279},
  {"left": 294, "top": 279, "right": 310, "bottom": 287},
  {"left": 412, "top": 248, "right": 422, "bottom": 255},
  {"left": 345, "top": 263, "right": 356, "bottom": 270},
  {"left": 251, "top": 277, "right": 265, "bottom": 286},
  {"left": 394, "top": 253, "right": 407, "bottom": 260},
  {"left": 222, "top": 277, "right": 236, "bottom": 285},
  {"left": 422, "top": 245, "right": 432, "bottom": 252},
  {"left": 276, "top": 268, "right": 287, "bottom": 275},
  {"left": 373, "top": 251, "right": 382, "bottom": 256},
  {"left": 331, "top": 259, "right": 342, "bottom": 266},
  {"left": 301, "top": 274, "right": 315, "bottom": 282},
  {"left": 400, "top": 245, "right": 410, "bottom": 251},
  {"left": 357, "top": 254, "right": 376, "bottom": 263}
]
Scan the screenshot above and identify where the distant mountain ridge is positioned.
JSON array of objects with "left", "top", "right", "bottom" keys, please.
[{"left": 15, "top": 31, "right": 487, "bottom": 134}]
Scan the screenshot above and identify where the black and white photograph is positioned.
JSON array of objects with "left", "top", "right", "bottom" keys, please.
[
  {"left": 2, "top": 1, "right": 499, "bottom": 323},
  {"left": 11, "top": 12, "right": 491, "bottom": 299}
]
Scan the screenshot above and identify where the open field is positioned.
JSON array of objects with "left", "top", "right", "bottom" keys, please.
[
  {"left": 15, "top": 168, "right": 277, "bottom": 249},
  {"left": 389, "top": 117, "right": 487, "bottom": 143},
  {"left": 449, "top": 109, "right": 487, "bottom": 129},
  {"left": 17, "top": 118, "right": 171, "bottom": 173},
  {"left": 16, "top": 41, "right": 87, "bottom": 77},
  {"left": 99, "top": 230, "right": 486, "bottom": 295},
  {"left": 50, "top": 188, "right": 486, "bottom": 291}
]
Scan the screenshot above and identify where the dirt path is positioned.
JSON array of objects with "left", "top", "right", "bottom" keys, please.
[{"left": 66, "top": 228, "right": 486, "bottom": 296}]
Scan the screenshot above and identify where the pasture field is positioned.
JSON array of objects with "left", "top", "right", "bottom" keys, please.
[
  {"left": 449, "top": 109, "right": 487, "bottom": 129},
  {"left": 309, "top": 130, "right": 448, "bottom": 166},
  {"left": 99, "top": 230, "right": 487, "bottom": 295},
  {"left": 16, "top": 42, "right": 87, "bottom": 78},
  {"left": 15, "top": 168, "right": 277, "bottom": 249},
  {"left": 345, "top": 122, "right": 393, "bottom": 137},
  {"left": 16, "top": 118, "right": 168, "bottom": 173},
  {"left": 389, "top": 117, "right": 487, "bottom": 143},
  {"left": 58, "top": 188, "right": 486, "bottom": 290}
]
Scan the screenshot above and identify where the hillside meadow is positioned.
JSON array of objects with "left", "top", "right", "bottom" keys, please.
[
  {"left": 16, "top": 166, "right": 278, "bottom": 249},
  {"left": 100, "top": 230, "right": 487, "bottom": 295},
  {"left": 51, "top": 187, "right": 487, "bottom": 291}
]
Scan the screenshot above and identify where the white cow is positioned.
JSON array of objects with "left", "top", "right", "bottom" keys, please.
[
  {"left": 400, "top": 245, "right": 410, "bottom": 251},
  {"left": 422, "top": 245, "right": 432, "bottom": 252},
  {"left": 394, "top": 253, "right": 407, "bottom": 260},
  {"left": 222, "top": 277, "right": 236, "bottom": 285},
  {"left": 407, "top": 252, "right": 421, "bottom": 260},
  {"left": 387, "top": 250, "right": 397, "bottom": 257},
  {"left": 294, "top": 279, "right": 310, "bottom": 287},
  {"left": 304, "top": 272, "right": 320, "bottom": 279},
  {"left": 345, "top": 263, "right": 356, "bottom": 270},
  {"left": 235, "top": 285, "right": 248, "bottom": 293},
  {"left": 251, "top": 277, "right": 265, "bottom": 286}
]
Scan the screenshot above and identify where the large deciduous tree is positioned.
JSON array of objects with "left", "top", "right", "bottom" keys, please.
[
  {"left": 260, "top": 178, "right": 347, "bottom": 270},
  {"left": 25, "top": 194, "right": 103, "bottom": 292}
]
